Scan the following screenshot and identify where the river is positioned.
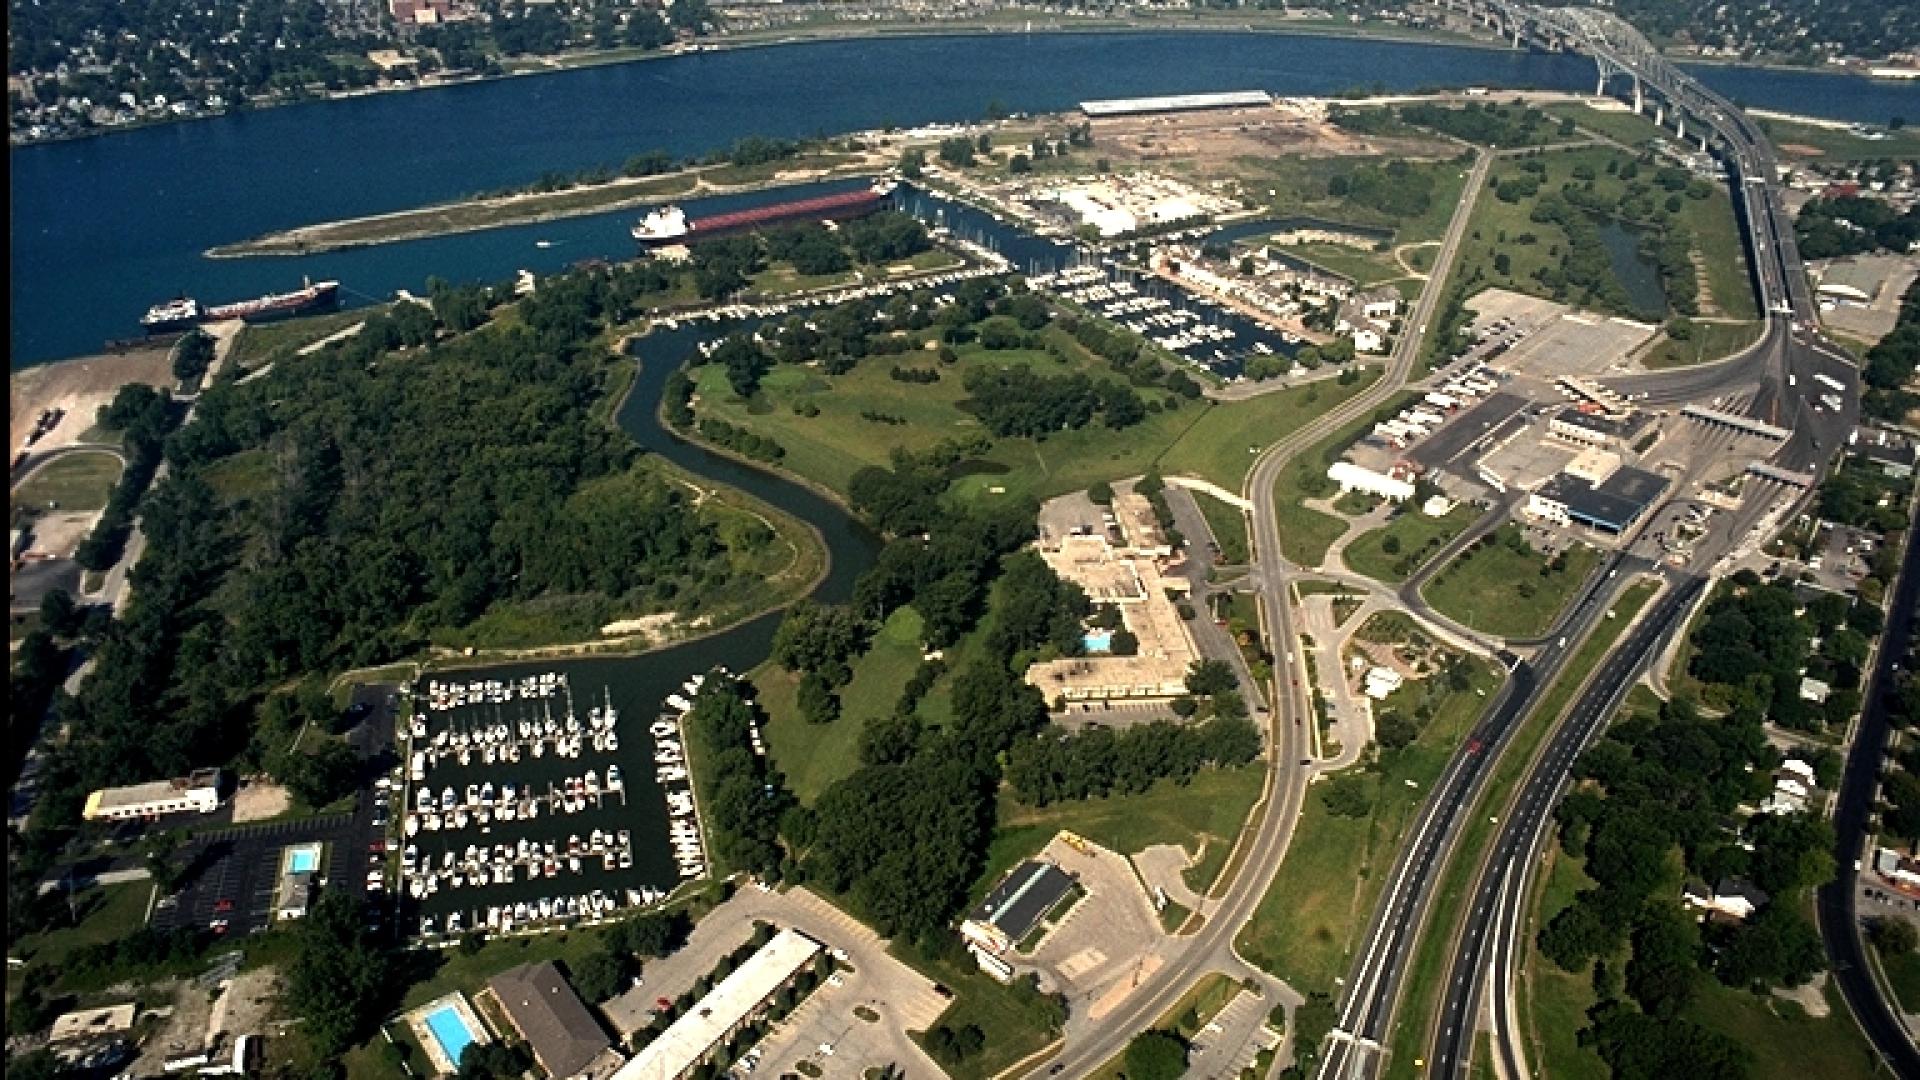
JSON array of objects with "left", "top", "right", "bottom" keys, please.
[{"left": 9, "top": 30, "right": 1917, "bottom": 367}]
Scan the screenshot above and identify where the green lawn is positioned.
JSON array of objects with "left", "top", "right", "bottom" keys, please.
[
  {"left": 692, "top": 333, "right": 1374, "bottom": 506},
  {"left": 759, "top": 607, "right": 927, "bottom": 803},
  {"left": 1643, "top": 320, "right": 1765, "bottom": 369},
  {"left": 1341, "top": 504, "right": 1477, "bottom": 584},
  {"left": 1757, "top": 115, "right": 1920, "bottom": 162},
  {"left": 1686, "top": 977, "right": 1883, "bottom": 1080},
  {"left": 1881, "top": 948, "right": 1920, "bottom": 1013},
  {"left": 13, "top": 450, "right": 123, "bottom": 514},
  {"left": 1541, "top": 102, "right": 1668, "bottom": 150},
  {"left": 748, "top": 264, "right": 858, "bottom": 297},
  {"left": 228, "top": 307, "right": 383, "bottom": 370},
  {"left": 1422, "top": 527, "right": 1599, "bottom": 639},
  {"left": 1088, "top": 971, "right": 1246, "bottom": 1080},
  {"left": 1522, "top": 852, "right": 1609, "bottom": 1080},
  {"left": 1280, "top": 242, "right": 1407, "bottom": 286},
  {"left": 1191, "top": 490, "right": 1251, "bottom": 564},
  {"left": 987, "top": 764, "right": 1267, "bottom": 901},
  {"left": 1238, "top": 657, "right": 1500, "bottom": 991},
  {"left": 900, "top": 941, "right": 1058, "bottom": 1080},
  {"left": 1158, "top": 371, "right": 1378, "bottom": 492},
  {"left": 6, "top": 882, "right": 152, "bottom": 1000},
  {"left": 1267, "top": 391, "right": 1414, "bottom": 569}
]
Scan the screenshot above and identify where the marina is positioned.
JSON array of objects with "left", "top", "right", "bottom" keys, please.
[{"left": 399, "top": 669, "right": 712, "bottom": 941}]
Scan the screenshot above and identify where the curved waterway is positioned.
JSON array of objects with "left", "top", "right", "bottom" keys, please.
[
  {"left": 12, "top": 30, "right": 1917, "bottom": 366},
  {"left": 408, "top": 322, "right": 880, "bottom": 926}
]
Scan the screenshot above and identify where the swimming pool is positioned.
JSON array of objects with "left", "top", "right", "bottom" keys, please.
[
  {"left": 286, "top": 847, "right": 319, "bottom": 875},
  {"left": 1083, "top": 631, "right": 1113, "bottom": 653},
  {"left": 424, "top": 1005, "right": 477, "bottom": 1066}
]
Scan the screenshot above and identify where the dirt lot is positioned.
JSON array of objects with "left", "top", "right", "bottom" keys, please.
[
  {"left": 1088, "top": 103, "right": 1445, "bottom": 178},
  {"left": 11, "top": 348, "right": 175, "bottom": 456}
]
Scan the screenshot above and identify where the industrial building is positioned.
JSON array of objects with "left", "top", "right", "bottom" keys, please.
[
  {"left": 961, "top": 860, "right": 1077, "bottom": 958},
  {"left": 612, "top": 928, "right": 822, "bottom": 1080},
  {"left": 1327, "top": 460, "right": 1415, "bottom": 503},
  {"left": 82, "top": 768, "right": 224, "bottom": 822},
  {"left": 487, "top": 962, "right": 618, "bottom": 1080},
  {"left": 1078, "top": 91, "right": 1272, "bottom": 118}
]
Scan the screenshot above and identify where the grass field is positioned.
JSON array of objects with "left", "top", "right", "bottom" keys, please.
[
  {"left": 986, "top": 765, "right": 1267, "bottom": 901},
  {"left": 899, "top": 941, "right": 1058, "bottom": 1080},
  {"left": 1522, "top": 851, "right": 1609, "bottom": 1080},
  {"left": 692, "top": 334, "right": 1375, "bottom": 504},
  {"left": 1882, "top": 948, "right": 1920, "bottom": 1013},
  {"left": 1687, "top": 978, "right": 1882, "bottom": 1080},
  {"left": 759, "top": 607, "right": 927, "bottom": 803},
  {"left": 1642, "top": 319, "right": 1765, "bottom": 369},
  {"left": 1281, "top": 241, "right": 1409, "bottom": 286},
  {"left": 1380, "top": 579, "right": 1655, "bottom": 1080},
  {"left": 1266, "top": 391, "right": 1413, "bottom": 569},
  {"left": 1238, "top": 657, "right": 1500, "bottom": 991},
  {"left": 13, "top": 450, "right": 124, "bottom": 514},
  {"left": 1422, "top": 528, "right": 1598, "bottom": 639},
  {"left": 1541, "top": 102, "right": 1668, "bottom": 150},
  {"left": 1341, "top": 504, "right": 1477, "bottom": 584},
  {"left": 228, "top": 307, "right": 386, "bottom": 370},
  {"left": 6, "top": 882, "right": 152, "bottom": 1000},
  {"left": 1758, "top": 115, "right": 1920, "bottom": 162},
  {"left": 1191, "top": 490, "right": 1252, "bottom": 565}
]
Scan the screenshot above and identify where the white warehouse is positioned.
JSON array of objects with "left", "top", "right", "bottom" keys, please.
[{"left": 1328, "top": 461, "right": 1414, "bottom": 503}]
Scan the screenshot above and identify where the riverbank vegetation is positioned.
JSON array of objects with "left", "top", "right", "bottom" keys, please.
[{"left": 10, "top": 264, "right": 816, "bottom": 861}]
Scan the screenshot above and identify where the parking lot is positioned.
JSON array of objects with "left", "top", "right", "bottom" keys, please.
[{"left": 1017, "top": 835, "right": 1168, "bottom": 1021}]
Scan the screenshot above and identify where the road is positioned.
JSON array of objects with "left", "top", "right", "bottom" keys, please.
[
  {"left": 1431, "top": 568, "right": 1698, "bottom": 1079},
  {"left": 1036, "top": 149, "right": 1497, "bottom": 1080},
  {"left": 1816, "top": 489, "right": 1920, "bottom": 1078}
]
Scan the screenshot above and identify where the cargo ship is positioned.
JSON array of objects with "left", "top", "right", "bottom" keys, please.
[
  {"left": 632, "top": 179, "right": 897, "bottom": 248},
  {"left": 141, "top": 278, "right": 339, "bottom": 332}
]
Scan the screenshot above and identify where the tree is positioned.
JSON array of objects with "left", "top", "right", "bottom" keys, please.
[
  {"left": 797, "top": 671, "right": 840, "bottom": 725},
  {"left": 37, "top": 588, "right": 78, "bottom": 637},
  {"left": 275, "top": 738, "right": 361, "bottom": 808},
  {"left": 1870, "top": 917, "right": 1918, "bottom": 956},
  {"left": 144, "top": 829, "right": 191, "bottom": 893},
  {"left": 770, "top": 602, "right": 867, "bottom": 685},
  {"left": 568, "top": 951, "right": 630, "bottom": 1004},
  {"left": 1122, "top": 1030, "right": 1188, "bottom": 1080},
  {"left": 1088, "top": 480, "right": 1113, "bottom": 505},
  {"left": 286, "top": 892, "right": 393, "bottom": 1057},
  {"left": 172, "top": 330, "right": 216, "bottom": 384},
  {"left": 1186, "top": 659, "right": 1236, "bottom": 698}
]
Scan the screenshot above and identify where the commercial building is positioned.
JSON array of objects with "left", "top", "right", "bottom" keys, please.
[
  {"left": 82, "top": 768, "right": 224, "bottom": 822},
  {"left": 1547, "top": 406, "right": 1639, "bottom": 449},
  {"left": 1327, "top": 460, "right": 1415, "bottom": 503},
  {"left": 487, "top": 962, "right": 618, "bottom": 1080},
  {"left": 1525, "top": 466, "right": 1668, "bottom": 535},
  {"left": 961, "top": 860, "right": 1077, "bottom": 957},
  {"left": 1851, "top": 427, "right": 1917, "bottom": 479},
  {"left": 612, "top": 928, "right": 822, "bottom": 1080},
  {"left": 1363, "top": 667, "right": 1404, "bottom": 701}
]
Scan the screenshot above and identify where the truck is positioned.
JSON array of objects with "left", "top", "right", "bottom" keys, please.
[{"left": 1813, "top": 372, "right": 1845, "bottom": 394}]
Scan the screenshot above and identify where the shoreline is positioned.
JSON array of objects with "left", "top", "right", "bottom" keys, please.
[{"left": 17, "top": 16, "right": 1902, "bottom": 153}]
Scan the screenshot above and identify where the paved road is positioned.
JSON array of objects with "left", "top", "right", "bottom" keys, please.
[
  {"left": 1816, "top": 490, "right": 1920, "bottom": 1078},
  {"left": 1432, "top": 568, "right": 1699, "bottom": 1079},
  {"left": 1038, "top": 149, "right": 1498, "bottom": 1080}
]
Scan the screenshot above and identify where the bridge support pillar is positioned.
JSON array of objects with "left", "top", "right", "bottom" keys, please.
[
  {"left": 1632, "top": 77, "right": 1643, "bottom": 115},
  {"left": 1675, "top": 114, "right": 1686, "bottom": 141}
]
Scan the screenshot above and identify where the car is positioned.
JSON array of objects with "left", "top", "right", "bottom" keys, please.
[
  {"left": 374, "top": 776, "right": 392, "bottom": 791},
  {"left": 369, "top": 840, "right": 387, "bottom": 853},
  {"left": 1466, "top": 739, "right": 1483, "bottom": 754},
  {"left": 210, "top": 918, "right": 230, "bottom": 934},
  {"left": 213, "top": 898, "right": 234, "bottom": 913},
  {"left": 932, "top": 984, "right": 953, "bottom": 1000},
  {"left": 1300, "top": 758, "right": 1313, "bottom": 767},
  {"left": 656, "top": 997, "right": 673, "bottom": 1011}
]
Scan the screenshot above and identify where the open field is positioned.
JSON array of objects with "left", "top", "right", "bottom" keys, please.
[
  {"left": 1341, "top": 504, "right": 1477, "bottom": 583},
  {"left": 1687, "top": 978, "right": 1882, "bottom": 1080},
  {"left": 1521, "top": 851, "right": 1609, "bottom": 1080},
  {"left": 986, "top": 765, "right": 1266, "bottom": 901},
  {"left": 1266, "top": 391, "right": 1413, "bottom": 569},
  {"left": 6, "top": 882, "right": 153, "bottom": 1000},
  {"left": 1238, "top": 657, "right": 1500, "bottom": 991},
  {"left": 1881, "top": 948, "right": 1920, "bottom": 1013},
  {"left": 898, "top": 940, "right": 1057, "bottom": 1080},
  {"left": 10, "top": 347, "right": 176, "bottom": 458},
  {"left": 759, "top": 607, "right": 927, "bottom": 803},
  {"left": 1756, "top": 114, "right": 1920, "bottom": 161},
  {"left": 1087, "top": 971, "right": 1245, "bottom": 1080},
  {"left": 692, "top": 333, "right": 1374, "bottom": 504},
  {"left": 1380, "top": 579, "right": 1654, "bottom": 1080},
  {"left": 1231, "top": 154, "right": 1475, "bottom": 248},
  {"left": 1193, "top": 490, "right": 1252, "bottom": 564},
  {"left": 228, "top": 307, "right": 389, "bottom": 370},
  {"left": 13, "top": 450, "right": 124, "bottom": 514},
  {"left": 1281, "top": 241, "right": 1410, "bottom": 286},
  {"left": 1422, "top": 529, "right": 1598, "bottom": 639},
  {"left": 1642, "top": 319, "right": 1764, "bottom": 369}
]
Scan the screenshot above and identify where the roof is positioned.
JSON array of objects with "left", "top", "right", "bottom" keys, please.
[
  {"left": 1536, "top": 468, "right": 1660, "bottom": 531},
  {"left": 49, "top": 1004, "right": 137, "bottom": 1043},
  {"left": 612, "top": 929, "right": 821, "bottom": 1080},
  {"left": 971, "top": 861, "right": 1075, "bottom": 942},
  {"left": 85, "top": 768, "right": 223, "bottom": 812},
  {"left": 488, "top": 962, "right": 609, "bottom": 1079},
  {"left": 1080, "top": 91, "right": 1271, "bottom": 117},
  {"left": 276, "top": 871, "right": 315, "bottom": 911},
  {"left": 1714, "top": 877, "right": 1770, "bottom": 908}
]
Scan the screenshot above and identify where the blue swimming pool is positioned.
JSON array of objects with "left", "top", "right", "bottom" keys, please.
[
  {"left": 424, "top": 1005, "right": 477, "bottom": 1066},
  {"left": 287, "top": 848, "right": 319, "bottom": 874},
  {"left": 1084, "top": 631, "right": 1113, "bottom": 653}
]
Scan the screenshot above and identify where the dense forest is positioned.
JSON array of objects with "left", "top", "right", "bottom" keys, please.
[
  {"left": 22, "top": 264, "right": 789, "bottom": 843},
  {"left": 1796, "top": 196, "right": 1920, "bottom": 260}
]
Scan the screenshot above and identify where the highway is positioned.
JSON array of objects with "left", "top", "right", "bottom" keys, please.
[{"left": 1817, "top": 490, "right": 1920, "bottom": 1079}]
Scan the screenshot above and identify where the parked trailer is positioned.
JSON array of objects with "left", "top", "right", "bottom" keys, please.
[
  {"left": 1406, "top": 409, "right": 1446, "bottom": 428},
  {"left": 1377, "top": 420, "right": 1418, "bottom": 442},
  {"left": 1425, "top": 391, "right": 1460, "bottom": 411},
  {"left": 1813, "top": 372, "right": 1845, "bottom": 394}
]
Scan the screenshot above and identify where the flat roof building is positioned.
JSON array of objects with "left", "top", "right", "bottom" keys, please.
[
  {"left": 83, "top": 768, "right": 223, "bottom": 822},
  {"left": 612, "top": 929, "right": 822, "bottom": 1080},
  {"left": 49, "top": 1004, "right": 137, "bottom": 1044},
  {"left": 961, "top": 860, "right": 1076, "bottom": 956},
  {"left": 1080, "top": 91, "right": 1271, "bottom": 117},
  {"left": 1526, "top": 466, "right": 1668, "bottom": 535},
  {"left": 1328, "top": 460, "right": 1415, "bottom": 503},
  {"left": 487, "top": 962, "right": 615, "bottom": 1080}
]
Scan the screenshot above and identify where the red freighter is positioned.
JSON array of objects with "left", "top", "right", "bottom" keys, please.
[{"left": 631, "top": 179, "right": 897, "bottom": 247}]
